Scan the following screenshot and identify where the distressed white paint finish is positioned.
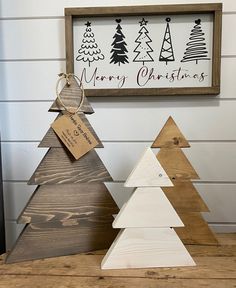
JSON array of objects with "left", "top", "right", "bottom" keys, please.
[
  {"left": 2, "top": 142, "right": 236, "bottom": 182},
  {"left": 1, "top": 100, "right": 236, "bottom": 141},
  {"left": 113, "top": 187, "right": 183, "bottom": 228},
  {"left": 0, "top": 0, "right": 230, "bottom": 18},
  {"left": 125, "top": 148, "right": 173, "bottom": 187},
  {"left": 0, "top": 57, "right": 235, "bottom": 101},
  {"left": 101, "top": 228, "right": 195, "bottom": 269}
]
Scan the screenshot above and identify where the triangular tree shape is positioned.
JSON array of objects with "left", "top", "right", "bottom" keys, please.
[
  {"left": 6, "top": 83, "right": 118, "bottom": 263},
  {"left": 6, "top": 219, "right": 118, "bottom": 263},
  {"left": 152, "top": 116, "right": 217, "bottom": 245},
  {"left": 28, "top": 148, "right": 112, "bottom": 185},
  {"left": 152, "top": 116, "right": 190, "bottom": 148},
  {"left": 175, "top": 212, "right": 218, "bottom": 245},
  {"left": 157, "top": 148, "right": 199, "bottom": 180},
  {"left": 113, "top": 187, "right": 184, "bottom": 228},
  {"left": 39, "top": 113, "right": 103, "bottom": 148},
  {"left": 102, "top": 147, "right": 195, "bottom": 269},
  {"left": 18, "top": 183, "right": 118, "bottom": 224},
  {"left": 102, "top": 228, "right": 195, "bottom": 269},
  {"left": 125, "top": 147, "right": 173, "bottom": 187},
  {"left": 162, "top": 180, "right": 209, "bottom": 212},
  {"left": 49, "top": 77, "right": 94, "bottom": 114}
]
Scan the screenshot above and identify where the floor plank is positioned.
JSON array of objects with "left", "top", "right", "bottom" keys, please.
[{"left": 0, "top": 276, "right": 235, "bottom": 288}]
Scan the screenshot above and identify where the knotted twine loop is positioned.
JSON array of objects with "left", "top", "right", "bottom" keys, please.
[{"left": 56, "top": 73, "right": 85, "bottom": 114}]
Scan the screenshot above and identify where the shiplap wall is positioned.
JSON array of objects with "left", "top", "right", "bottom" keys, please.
[{"left": 1, "top": 0, "right": 236, "bottom": 249}]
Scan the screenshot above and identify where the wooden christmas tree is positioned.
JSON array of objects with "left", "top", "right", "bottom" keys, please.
[
  {"left": 101, "top": 148, "right": 195, "bottom": 269},
  {"left": 152, "top": 116, "right": 218, "bottom": 245},
  {"left": 5, "top": 75, "right": 119, "bottom": 263}
]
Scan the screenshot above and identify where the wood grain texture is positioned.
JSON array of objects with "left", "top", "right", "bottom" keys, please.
[
  {"left": 39, "top": 113, "right": 103, "bottom": 148},
  {"left": 113, "top": 187, "right": 184, "bottom": 228},
  {"left": 5, "top": 220, "right": 118, "bottom": 263},
  {"left": 175, "top": 212, "right": 218, "bottom": 245},
  {"left": 49, "top": 78, "right": 94, "bottom": 114},
  {"left": 151, "top": 116, "right": 190, "bottom": 148},
  {"left": 28, "top": 148, "right": 112, "bottom": 185},
  {"left": 162, "top": 180, "right": 209, "bottom": 212},
  {"left": 125, "top": 148, "right": 173, "bottom": 187},
  {"left": 1, "top": 277, "right": 235, "bottom": 288},
  {"left": 18, "top": 183, "right": 118, "bottom": 224},
  {"left": 157, "top": 148, "right": 200, "bottom": 180},
  {"left": 101, "top": 228, "right": 195, "bottom": 269}
]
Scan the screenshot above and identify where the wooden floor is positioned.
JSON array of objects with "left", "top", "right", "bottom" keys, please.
[{"left": 0, "top": 233, "right": 236, "bottom": 288}]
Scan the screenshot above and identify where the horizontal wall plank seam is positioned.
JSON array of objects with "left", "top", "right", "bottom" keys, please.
[
  {"left": 2, "top": 140, "right": 236, "bottom": 143},
  {"left": 3, "top": 180, "right": 236, "bottom": 185},
  {"left": 0, "top": 11, "right": 235, "bottom": 21},
  {"left": 2, "top": 98, "right": 236, "bottom": 103}
]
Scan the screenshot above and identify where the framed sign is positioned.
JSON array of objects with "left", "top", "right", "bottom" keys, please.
[{"left": 65, "top": 3, "right": 222, "bottom": 96}]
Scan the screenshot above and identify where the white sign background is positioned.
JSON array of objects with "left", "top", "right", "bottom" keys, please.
[{"left": 73, "top": 14, "right": 213, "bottom": 89}]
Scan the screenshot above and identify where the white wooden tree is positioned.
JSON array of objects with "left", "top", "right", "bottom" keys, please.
[{"left": 101, "top": 147, "right": 195, "bottom": 269}]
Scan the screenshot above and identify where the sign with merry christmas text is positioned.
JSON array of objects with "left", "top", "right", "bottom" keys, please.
[{"left": 65, "top": 4, "right": 222, "bottom": 96}]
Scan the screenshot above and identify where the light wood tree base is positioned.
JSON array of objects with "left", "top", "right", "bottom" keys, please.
[
  {"left": 101, "top": 228, "right": 195, "bottom": 269},
  {"left": 1, "top": 234, "right": 235, "bottom": 288}
]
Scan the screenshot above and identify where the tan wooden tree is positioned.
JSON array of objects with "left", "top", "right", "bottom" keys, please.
[
  {"left": 6, "top": 76, "right": 119, "bottom": 263},
  {"left": 152, "top": 116, "right": 218, "bottom": 245}
]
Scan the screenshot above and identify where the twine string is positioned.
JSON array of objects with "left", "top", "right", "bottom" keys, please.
[{"left": 56, "top": 73, "right": 85, "bottom": 114}]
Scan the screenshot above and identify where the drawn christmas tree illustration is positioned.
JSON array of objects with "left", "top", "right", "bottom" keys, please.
[
  {"left": 159, "top": 18, "right": 175, "bottom": 65},
  {"left": 152, "top": 116, "right": 218, "bottom": 245},
  {"left": 76, "top": 21, "right": 104, "bottom": 67},
  {"left": 5, "top": 75, "right": 119, "bottom": 263},
  {"left": 101, "top": 148, "right": 195, "bottom": 269},
  {"left": 133, "top": 18, "right": 154, "bottom": 66},
  {"left": 110, "top": 19, "right": 129, "bottom": 66},
  {"left": 181, "top": 19, "right": 210, "bottom": 64}
]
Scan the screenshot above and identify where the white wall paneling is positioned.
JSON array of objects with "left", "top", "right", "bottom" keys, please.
[
  {"left": 1, "top": 0, "right": 236, "bottom": 247},
  {"left": 0, "top": 57, "right": 236, "bottom": 101},
  {"left": 0, "top": 15, "right": 235, "bottom": 61},
  {"left": 1, "top": 100, "right": 236, "bottom": 141},
  {"left": 0, "top": 0, "right": 233, "bottom": 18}
]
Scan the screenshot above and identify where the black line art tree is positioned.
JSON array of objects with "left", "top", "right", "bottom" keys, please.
[
  {"left": 181, "top": 19, "right": 210, "bottom": 64},
  {"left": 110, "top": 19, "right": 129, "bottom": 66},
  {"left": 159, "top": 18, "right": 175, "bottom": 65},
  {"left": 76, "top": 21, "right": 104, "bottom": 67},
  {"left": 133, "top": 18, "right": 154, "bottom": 66}
]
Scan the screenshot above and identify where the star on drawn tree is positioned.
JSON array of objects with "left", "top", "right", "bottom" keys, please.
[
  {"left": 133, "top": 18, "right": 154, "bottom": 66},
  {"left": 76, "top": 21, "right": 104, "bottom": 67},
  {"left": 110, "top": 19, "right": 129, "bottom": 66}
]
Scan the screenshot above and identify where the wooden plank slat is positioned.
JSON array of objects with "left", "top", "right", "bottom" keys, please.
[
  {"left": 49, "top": 77, "right": 94, "bottom": 114},
  {"left": 0, "top": 276, "right": 235, "bottom": 288},
  {"left": 175, "top": 212, "right": 218, "bottom": 245},
  {"left": 101, "top": 228, "right": 195, "bottom": 269},
  {"left": 162, "top": 180, "right": 209, "bottom": 212},
  {"left": 157, "top": 148, "right": 200, "bottom": 180},
  {"left": 125, "top": 148, "right": 173, "bottom": 187},
  {"left": 1, "top": 253, "right": 236, "bottom": 279},
  {"left": 151, "top": 116, "right": 190, "bottom": 148},
  {"left": 18, "top": 183, "right": 118, "bottom": 224},
  {"left": 113, "top": 187, "right": 184, "bottom": 228},
  {"left": 39, "top": 113, "right": 103, "bottom": 148},
  {"left": 5, "top": 220, "right": 119, "bottom": 263},
  {"left": 28, "top": 148, "right": 112, "bottom": 185}
]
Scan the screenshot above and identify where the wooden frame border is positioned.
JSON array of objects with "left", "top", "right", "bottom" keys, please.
[{"left": 65, "top": 3, "right": 222, "bottom": 97}]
